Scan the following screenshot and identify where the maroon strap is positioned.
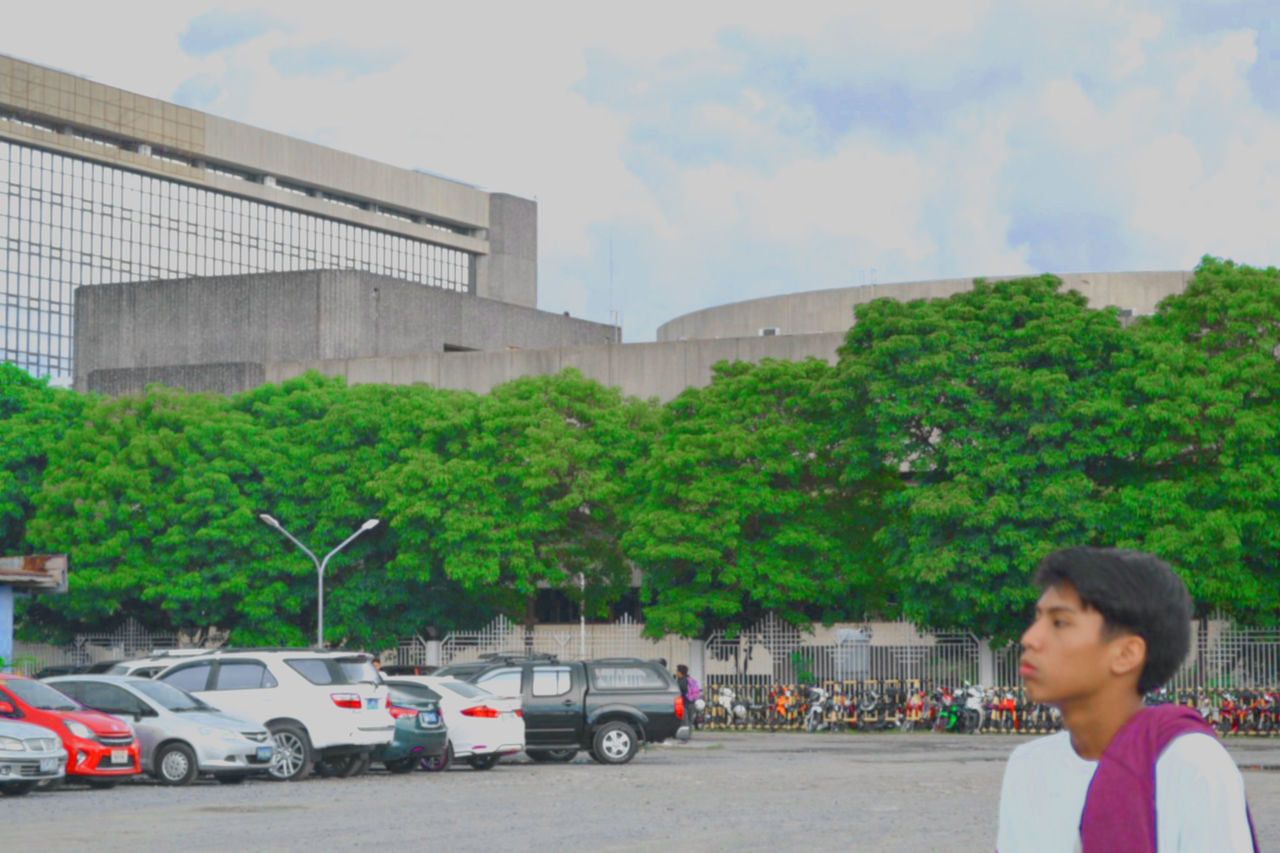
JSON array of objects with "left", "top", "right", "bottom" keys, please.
[{"left": 1079, "top": 704, "right": 1260, "bottom": 852}]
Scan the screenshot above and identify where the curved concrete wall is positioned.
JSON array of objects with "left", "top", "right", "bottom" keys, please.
[{"left": 656, "top": 271, "right": 1192, "bottom": 342}]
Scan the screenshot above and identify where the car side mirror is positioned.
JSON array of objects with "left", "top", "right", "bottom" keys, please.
[{"left": 0, "top": 700, "right": 14, "bottom": 716}]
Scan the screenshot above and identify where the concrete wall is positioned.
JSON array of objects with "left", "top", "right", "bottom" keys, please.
[
  {"left": 74, "top": 270, "right": 617, "bottom": 391},
  {"left": 87, "top": 363, "right": 265, "bottom": 397},
  {"left": 263, "top": 332, "right": 846, "bottom": 402},
  {"left": 656, "top": 270, "right": 1193, "bottom": 341},
  {"left": 476, "top": 193, "right": 537, "bottom": 308}
]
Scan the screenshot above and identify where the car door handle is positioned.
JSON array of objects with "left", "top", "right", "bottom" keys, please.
[{"left": 562, "top": 700, "right": 573, "bottom": 706}]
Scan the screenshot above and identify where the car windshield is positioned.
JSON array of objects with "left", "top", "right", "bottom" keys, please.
[
  {"left": 3, "top": 679, "right": 80, "bottom": 711},
  {"left": 131, "top": 679, "right": 211, "bottom": 712},
  {"left": 336, "top": 657, "right": 378, "bottom": 684}
]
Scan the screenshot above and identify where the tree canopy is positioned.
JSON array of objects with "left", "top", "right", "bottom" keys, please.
[{"left": 5, "top": 256, "right": 1279, "bottom": 646}]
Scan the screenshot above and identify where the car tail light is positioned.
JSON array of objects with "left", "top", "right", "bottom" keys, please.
[
  {"left": 675, "top": 695, "right": 684, "bottom": 720},
  {"left": 388, "top": 704, "right": 417, "bottom": 719},
  {"left": 515, "top": 709, "right": 523, "bottom": 718},
  {"left": 330, "top": 693, "right": 362, "bottom": 710},
  {"left": 460, "top": 705, "right": 500, "bottom": 718}
]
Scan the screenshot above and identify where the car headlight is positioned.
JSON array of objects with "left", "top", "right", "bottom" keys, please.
[
  {"left": 0, "top": 736, "right": 24, "bottom": 751},
  {"left": 64, "top": 720, "right": 95, "bottom": 740}
]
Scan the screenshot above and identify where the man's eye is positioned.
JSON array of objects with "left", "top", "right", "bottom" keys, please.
[{"left": 1053, "top": 620, "right": 1067, "bottom": 628}]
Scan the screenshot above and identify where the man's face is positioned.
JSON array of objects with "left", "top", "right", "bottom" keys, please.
[{"left": 1019, "top": 582, "right": 1128, "bottom": 706}]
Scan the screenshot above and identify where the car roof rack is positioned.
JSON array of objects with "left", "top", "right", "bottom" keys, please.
[{"left": 474, "top": 651, "right": 559, "bottom": 664}]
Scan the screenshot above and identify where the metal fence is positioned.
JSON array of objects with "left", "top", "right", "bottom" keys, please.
[
  {"left": 10, "top": 618, "right": 179, "bottom": 675},
  {"left": 433, "top": 614, "right": 693, "bottom": 668},
  {"left": 1167, "top": 622, "right": 1280, "bottom": 690}
]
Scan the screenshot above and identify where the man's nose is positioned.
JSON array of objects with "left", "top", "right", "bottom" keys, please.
[{"left": 1020, "top": 620, "right": 1040, "bottom": 651}]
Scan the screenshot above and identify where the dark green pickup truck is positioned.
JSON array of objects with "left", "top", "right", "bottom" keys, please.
[{"left": 462, "top": 656, "right": 690, "bottom": 764}]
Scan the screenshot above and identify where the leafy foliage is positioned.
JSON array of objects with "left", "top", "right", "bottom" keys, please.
[
  {"left": 4, "top": 257, "right": 1280, "bottom": 647},
  {"left": 831, "top": 275, "right": 1140, "bottom": 638},
  {"left": 625, "top": 358, "right": 890, "bottom": 637}
]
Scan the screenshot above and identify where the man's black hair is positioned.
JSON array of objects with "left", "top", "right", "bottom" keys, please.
[{"left": 1034, "top": 547, "right": 1192, "bottom": 694}]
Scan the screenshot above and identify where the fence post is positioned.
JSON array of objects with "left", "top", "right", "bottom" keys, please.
[
  {"left": 426, "top": 639, "right": 442, "bottom": 668},
  {"left": 977, "top": 637, "right": 995, "bottom": 685},
  {"left": 689, "top": 638, "right": 706, "bottom": 684},
  {"left": 0, "top": 585, "right": 12, "bottom": 672}
]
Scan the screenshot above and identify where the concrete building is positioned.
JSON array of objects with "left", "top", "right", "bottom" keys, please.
[
  {"left": 78, "top": 270, "right": 617, "bottom": 396},
  {"left": 0, "top": 53, "right": 546, "bottom": 382},
  {"left": 655, "top": 271, "right": 1192, "bottom": 342},
  {"left": 76, "top": 269, "right": 1192, "bottom": 401}
]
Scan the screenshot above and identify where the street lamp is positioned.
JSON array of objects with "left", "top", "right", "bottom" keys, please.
[{"left": 258, "top": 514, "right": 380, "bottom": 648}]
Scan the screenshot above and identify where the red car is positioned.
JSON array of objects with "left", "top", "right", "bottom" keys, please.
[{"left": 0, "top": 674, "right": 140, "bottom": 787}]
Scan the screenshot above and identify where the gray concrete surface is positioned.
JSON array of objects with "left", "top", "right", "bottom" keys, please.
[
  {"left": 6, "top": 732, "right": 1275, "bottom": 852},
  {"left": 263, "top": 332, "right": 845, "bottom": 402},
  {"left": 76, "top": 270, "right": 618, "bottom": 394},
  {"left": 656, "top": 271, "right": 1193, "bottom": 342}
]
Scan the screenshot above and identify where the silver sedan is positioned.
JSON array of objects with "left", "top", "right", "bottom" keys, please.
[
  {"left": 44, "top": 675, "right": 272, "bottom": 785},
  {"left": 0, "top": 718, "right": 66, "bottom": 796}
]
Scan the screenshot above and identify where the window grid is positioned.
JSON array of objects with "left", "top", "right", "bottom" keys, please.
[{"left": 0, "top": 139, "right": 475, "bottom": 379}]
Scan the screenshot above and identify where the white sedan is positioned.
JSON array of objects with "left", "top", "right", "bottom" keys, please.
[{"left": 384, "top": 677, "right": 524, "bottom": 771}]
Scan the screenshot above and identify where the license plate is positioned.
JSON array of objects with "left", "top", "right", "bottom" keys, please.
[
  {"left": 111, "top": 749, "right": 129, "bottom": 765},
  {"left": 256, "top": 746, "right": 273, "bottom": 761},
  {"left": 366, "top": 698, "right": 380, "bottom": 709},
  {"left": 418, "top": 711, "right": 440, "bottom": 726},
  {"left": 39, "top": 757, "right": 58, "bottom": 773}
]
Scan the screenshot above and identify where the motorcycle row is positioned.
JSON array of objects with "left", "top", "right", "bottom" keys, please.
[{"left": 693, "top": 681, "right": 1279, "bottom": 736}]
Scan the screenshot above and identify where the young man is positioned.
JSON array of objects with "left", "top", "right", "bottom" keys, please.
[{"left": 996, "top": 547, "right": 1258, "bottom": 853}]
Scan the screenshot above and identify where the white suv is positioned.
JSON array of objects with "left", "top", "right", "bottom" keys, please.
[{"left": 154, "top": 649, "right": 392, "bottom": 781}]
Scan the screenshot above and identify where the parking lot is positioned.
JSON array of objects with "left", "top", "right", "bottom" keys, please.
[{"left": 7, "top": 732, "right": 1278, "bottom": 852}]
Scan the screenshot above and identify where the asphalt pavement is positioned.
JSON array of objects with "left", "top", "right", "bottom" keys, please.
[{"left": 5, "top": 732, "right": 1277, "bottom": 852}]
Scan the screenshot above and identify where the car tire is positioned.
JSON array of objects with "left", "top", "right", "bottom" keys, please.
[
  {"left": 154, "top": 742, "right": 199, "bottom": 787},
  {"left": 85, "top": 779, "right": 118, "bottom": 790},
  {"left": 267, "top": 723, "right": 312, "bottom": 781},
  {"left": 420, "top": 742, "right": 452, "bottom": 772},
  {"left": 527, "top": 749, "right": 577, "bottom": 763},
  {"left": 0, "top": 781, "right": 37, "bottom": 796},
  {"left": 467, "top": 754, "right": 499, "bottom": 771},
  {"left": 214, "top": 773, "right": 248, "bottom": 785},
  {"left": 592, "top": 721, "right": 639, "bottom": 765}
]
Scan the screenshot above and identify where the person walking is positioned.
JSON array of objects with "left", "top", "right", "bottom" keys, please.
[{"left": 996, "top": 547, "right": 1258, "bottom": 852}]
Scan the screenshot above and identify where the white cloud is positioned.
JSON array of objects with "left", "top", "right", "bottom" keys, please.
[{"left": 2, "top": 1, "right": 1279, "bottom": 338}]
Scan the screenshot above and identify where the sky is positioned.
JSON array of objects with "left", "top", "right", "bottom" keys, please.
[{"left": 3, "top": 1, "right": 1278, "bottom": 340}]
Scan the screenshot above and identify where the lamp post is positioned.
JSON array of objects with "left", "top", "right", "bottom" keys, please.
[{"left": 258, "top": 515, "right": 380, "bottom": 648}]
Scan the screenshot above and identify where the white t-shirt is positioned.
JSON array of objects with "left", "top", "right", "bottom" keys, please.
[{"left": 997, "top": 730, "right": 1254, "bottom": 853}]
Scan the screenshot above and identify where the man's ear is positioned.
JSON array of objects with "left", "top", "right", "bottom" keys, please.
[{"left": 1109, "top": 633, "right": 1146, "bottom": 680}]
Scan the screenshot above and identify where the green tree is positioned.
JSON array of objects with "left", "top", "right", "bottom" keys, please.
[
  {"left": 23, "top": 385, "right": 264, "bottom": 643},
  {"left": 0, "top": 363, "right": 85, "bottom": 556},
  {"left": 378, "top": 369, "right": 659, "bottom": 625},
  {"left": 831, "top": 276, "right": 1134, "bottom": 639},
  {"left": 624, "top": 358, "right": 886, "bottom": 637},
  {"left": 1105, "top": 257, "right": 1280, "bottom": 622},
  {"left": 233, "top": 373, "right": 488, "bottom": 647}
]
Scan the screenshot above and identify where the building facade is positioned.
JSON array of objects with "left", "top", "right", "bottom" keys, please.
[{"left": 0, "top": 53, "right": 536, "bottom": 382}]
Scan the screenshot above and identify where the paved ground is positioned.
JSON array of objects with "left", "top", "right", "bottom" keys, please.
[{"left": 7, "top": 732, "right": 1278, "bottom": 852}]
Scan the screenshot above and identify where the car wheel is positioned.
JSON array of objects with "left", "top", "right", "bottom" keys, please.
[
  {"left": 0, "top": 781, "right": 37, "bottom": 796},
  {"left": 527, "top": 749, "right": 577, "bottom": 763},
  {"left": 467, "top": 754, "right": 499, "bottom": 770},
  {"left": 420, "top": 742, "right": 452, "bottom": 772},
  {"left": 214, "top": 773, "right": 248, "bottom": 785},
  {"left": 155, "top": 742, "right": 199, "bottom": 787},
  {"left": 592, "top": 721, "right": 638, "bottom": 765},
  {"left": 85, "top": 779, "right": 118, "bottom": 790},
  {"left": 267, "top": 723, "right": 312, "bottom": 781}
]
